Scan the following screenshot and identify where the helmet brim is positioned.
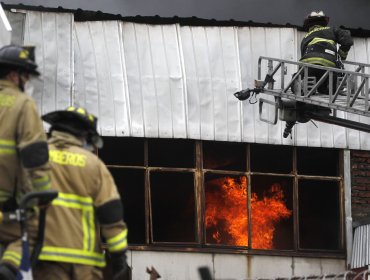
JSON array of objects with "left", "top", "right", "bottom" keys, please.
[
  {"left": 42, "top": 110, "right": 96, "bottom": 134},
  {"left": 0, "top": 60, "right": 40, "bottom": 76}
]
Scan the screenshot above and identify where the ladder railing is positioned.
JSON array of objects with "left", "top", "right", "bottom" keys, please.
[{"left": 256, "top": 56, "right": 370, "bottom": 118}]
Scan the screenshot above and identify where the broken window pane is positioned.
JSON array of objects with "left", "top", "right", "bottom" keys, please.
[
  {"left": 110, "top": 168, "right": 146, "bottom": 244},
  {"left": 205, "top": 173, "right": 248, "bottom": 247},
  {"left": 251, "top": 175, "right": 293, "bottom": 250},
  {"left": 250, "top": 143, "right": 293, "bottom": 173},
  {"left": 297, "top": 147, "right": 339, "bottom": 176},
  {"left": 150, "top": 171, "right": 196, "bottom": 242},
  {"left": 148, "top": 139, "right": 195, "bottom": 168},
  {"left": 99, "top": 137, "right": 144, "bottom": 166},
  {"left": 203, "top": 141, "right": 246, "bottom": 171},
  {"left": 298, "top": 179, "right": 340, "bottom": 250}
]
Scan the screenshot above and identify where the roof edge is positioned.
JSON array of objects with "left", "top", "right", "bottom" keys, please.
[{"left": 4, "top": 3, "right": 370, "bottom": 37}]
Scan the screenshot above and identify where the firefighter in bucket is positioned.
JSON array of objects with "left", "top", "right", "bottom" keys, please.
[{"left": 34, "top": 106, "right": 129, "bottom": 280}]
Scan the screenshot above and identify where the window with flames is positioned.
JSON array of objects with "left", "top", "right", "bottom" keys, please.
[{"left": 98, "top": 138, "right": 343, "bottom": 254}]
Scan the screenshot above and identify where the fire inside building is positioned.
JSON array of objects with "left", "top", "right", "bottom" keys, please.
[{"left": 1, "top": 0, "right": 370, "bottom": 279}]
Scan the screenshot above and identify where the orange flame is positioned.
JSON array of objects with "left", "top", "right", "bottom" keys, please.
[{"left": 205, "top": 176, "right": 291, "bottom": 249}]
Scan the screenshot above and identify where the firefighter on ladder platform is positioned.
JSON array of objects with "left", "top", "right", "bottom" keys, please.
[
  {"left": 283, "top": 10, "right": 354, "bottom": 138},
  {"left": 0, "top": 44, "right": 51, "bottom": 280},
  {"left": 33, "top": 107, "right": 129, "bottom": 280}
]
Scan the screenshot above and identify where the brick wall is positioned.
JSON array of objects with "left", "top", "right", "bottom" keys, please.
[{"left": 351, "top": 150, "right": 370, "bottom": 226}]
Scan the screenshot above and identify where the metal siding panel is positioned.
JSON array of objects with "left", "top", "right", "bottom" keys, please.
[
  {"left": 40, "top": 12, "right": 58, "bottom": 115},
  {"left": 221, "top": 27, "right": 242, "bottom": 142},
  {"left": 238, "top": 27, "right": 255, "bottom": 143},
  {"left": 184, "top": 27, "right": 214, "bottom": 140},
  {"left": 122, "top": 22, "right": 145, "bottom": 137},
  {"left": 55, "top": 13, "right": 73, "bottom": 111},
  {"left": 264, "top": 28, "right": 284, "bottom": 145},
  {"left": 0, "top": 6, "right": 11, "bottom": 46},
  {"left": 149, "top": 25, "right": 174, "bottom": 138},
  {"left": 249, "top": 27, "right": 269, "bottom": 144},
  {"left": 88, "top": 21, "right": 116, "bottom": 136},
  {"left": 180, "top": 26, "right": 201, "bottom": 139},
  {"left": 207, "top": 27, "right": 228, "bottom": 141},
  {"left": 163, "top": 24, "right": 187, "bottom": 139},
  {"left": 346, "top": 113, "right": 361, "bottom": 150},
  {"left": 332, "top": 110, "right": 347, "bottom": 148},
  {"left": 23, "top": 11, "right": 43, "bottom": 110},
  {"left": 111, "top": 22, "right": 131, "bottom": 137},
  {"left": 280, "top": 28, "right": 298, "bottom": 146},
  {"left": 135, "top": 24, "right": 159, "bottom": 138},
  {"left": 6, "top": 11, "right": 24, "bottom": 45},
  {"left": 73, "top": 26, "right": 86, "bottom": 108},
  {"left": 24, "top": 12, "right": 72, "bottom": 116},
  {"left": 319, "top": 122, "right": 335, "bottom": 148},
  {"left": 352, "top": 224, "right": 370, "bottom": 268},
  {"left": 73, "top": 23, "right": 100, "bottom": 123},
  {"left": 344, "top": 150, "right": 352, "bottom": 267}
]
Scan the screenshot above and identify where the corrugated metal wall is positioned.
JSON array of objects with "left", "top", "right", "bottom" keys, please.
[{"left": 7, "top": 10, "right": 370, "bottom": 149}]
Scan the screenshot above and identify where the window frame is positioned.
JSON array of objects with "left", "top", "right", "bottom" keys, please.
[{"left": 99, "top": 138, "right": 345, "bottom": 258}]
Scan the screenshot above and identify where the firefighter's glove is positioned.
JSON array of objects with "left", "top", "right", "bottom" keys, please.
[{"left": 111, "top": 251, "right": 129, "bottom": 280}]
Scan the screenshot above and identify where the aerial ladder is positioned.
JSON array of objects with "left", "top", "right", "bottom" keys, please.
[{"left": 234, "top": 57, "right": 370, "bottom": 138}]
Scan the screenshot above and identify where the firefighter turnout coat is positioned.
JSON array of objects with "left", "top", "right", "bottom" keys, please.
[
  {"left": 39, "top": 131, "right": 128, "bottom": 267},
  {"left": 0, "top": 79, "right": 51, "bottom": 268},
  {"left": 300, "top": 25, "right": 353, "bottom": 67},
  {"left": 0, "top": 80, "right": 51, "bottom": 204}
]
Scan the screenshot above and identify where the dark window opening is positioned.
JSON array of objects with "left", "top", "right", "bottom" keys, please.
[
  {"left": 99, "top": 138, "right": 343, "bottom": 255},
  {"left": 148, "top": 138, "right": 195, "bottom": 168},
  {"left": 204, "top": 173, "right": 248, "bottom": 247},
  {"left": 99, "top": 137, "right": 144, "bottom": 166},
  {"left": 110, "top": 168, "right": 146, "bottom": 244},
  {"left": 298, "top": 179, "right": 340, "bottom": 250},
  {"left": 251, "top": 175, "right": 293, "bottom": 250},
  {"left": 150, "top": 171, "right": 196, "bottom": 243},
  {"left": 251, "top": 143, "right": 293, "bottom": 173},
  {"left": 297, "top": 147, "right": 339, "bottom": 176},
  {"left": 203, "top": 141, "right": 246, "bottom": 171}
]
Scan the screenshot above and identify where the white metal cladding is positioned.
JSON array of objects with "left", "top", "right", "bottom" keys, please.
[
  {"left": 22, "top": 11, "right": 73, "bottom": 115},
  {"left": 351, "top": 224, "right": 370, "bottom": 269},
  {"left": 18, "top": 10, "right": 370, "bottom": 149}
]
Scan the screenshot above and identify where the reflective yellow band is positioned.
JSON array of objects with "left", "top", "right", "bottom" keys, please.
[
  {"left": 0, "top": 139, "right": 16, "bottom": 155},
  {"left": 300, "top": 57, "right": 336, "bottom": 67},
  {"left": 53, "top": 193, "right": 93, "bottom": 210},
  {"left": 32, "top": 176, "right": 51, "bottom": 191},
  {"left": 39, "top": 246, "right": 105, "bottom": 267},
  {"left": 53, "top": 193, "right": 95, "bottom": 252},
  {"left": 0, "top": 190, "right": 12, "bottom": 203},
  {"left": 0, "top": 94, "right": 16, "bottom": 107},
  {"left": 308, "top": 37, "right": 335, "bottom": 46},
  {"left": 82, "top": 208, "right": 95, "bottom": 252},
  {"left": 107, "top": 229, "right": 128, "bottom": 252},
  {"left": 3, "top": 251, "right": 21, "bottom": 267},
  {"left": 305, "top": 26, "right": 330, "bottom": 37},
  {"left": 0, "top": 140, "right": 16, "bottom": 146}
]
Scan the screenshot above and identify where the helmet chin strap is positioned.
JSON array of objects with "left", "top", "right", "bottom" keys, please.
[{"left": 17, "top": 71, "right": 25, "bottom": 91}]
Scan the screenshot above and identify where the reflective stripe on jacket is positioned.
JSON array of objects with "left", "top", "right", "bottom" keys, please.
[
  {"left": 39, "top": 131, "right": 128, "bottom": 267},
  {"left": 300, "top": 25, "right": 353, "bottom": 67}
]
